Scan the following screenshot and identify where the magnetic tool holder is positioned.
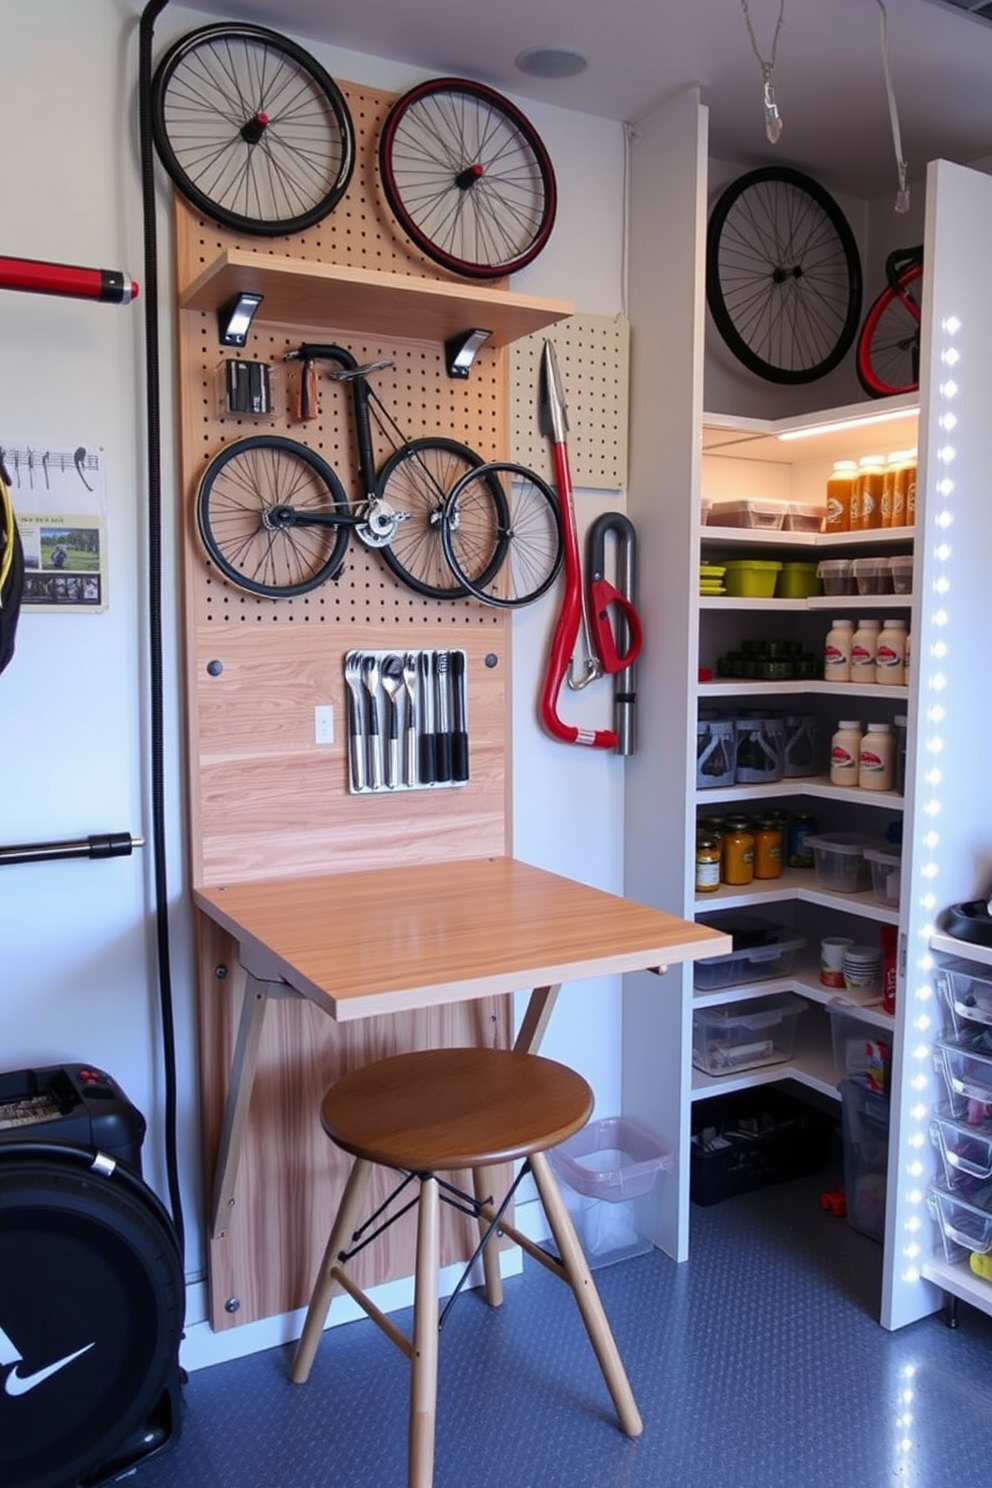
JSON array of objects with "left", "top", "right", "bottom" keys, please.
[{"left": 345, "top": 648, "right": 469, "bottom": 795}]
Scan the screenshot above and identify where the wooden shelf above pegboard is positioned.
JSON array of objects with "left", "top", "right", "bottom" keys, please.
[{"left": 179, "top": 247, "right": 573, "bottom": 348}]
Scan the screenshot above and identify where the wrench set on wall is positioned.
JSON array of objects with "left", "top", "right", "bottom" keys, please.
[{"left": 344, "top": 649, "right": 469, "bottom": 794}]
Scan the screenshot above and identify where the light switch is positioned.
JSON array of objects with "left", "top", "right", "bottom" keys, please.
[{"left": 314, "top": 705, "right": 334, "bottom": 745}]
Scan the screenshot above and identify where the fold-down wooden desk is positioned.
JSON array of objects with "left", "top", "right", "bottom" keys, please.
[{"left": 194, "top": 856, "right": 729, "bottom": 1328}]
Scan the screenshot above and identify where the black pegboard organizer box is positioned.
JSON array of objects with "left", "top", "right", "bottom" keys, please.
[{"left": 0, "top": 1064, "right": 184, "bottom": 1488}]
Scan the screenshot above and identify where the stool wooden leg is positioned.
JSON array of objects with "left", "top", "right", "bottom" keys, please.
[
  {"left": 409, "top": 1174, "right": 440, "bottom": 1488},
  {"left": 529, "top": 1149, "right": 643, "bottom": 1438},
  {"left": 291, "top": 1157, "right": 373, "bottom": 1385},
  {"left": 472, "top": 1165, "right": 503, "bottom": 1307}
]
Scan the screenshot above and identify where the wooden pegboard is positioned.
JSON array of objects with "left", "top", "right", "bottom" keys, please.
[{"left": 510, "top": 313, "right": 629, "bottom": 491}]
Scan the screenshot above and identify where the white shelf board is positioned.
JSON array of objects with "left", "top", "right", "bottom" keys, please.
[
  {"left": 695, "top": 777, "right": 904, "bottom": 808},
  {"left": 699, "top": 680, "right": 909, "bottom": 701},
  {"left": 930, "top": 932, "right": 992, "bottom": 968},
  {"left": 702, "top": 395, "right": 920, "bottom": 465},
  {"left": 921, "top": 1255, "right": 992, "bottom": 1319}
]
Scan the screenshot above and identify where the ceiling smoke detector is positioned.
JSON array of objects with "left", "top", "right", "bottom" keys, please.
[{"left": 515, "top": 46, "right": 588, "bottom": 79}]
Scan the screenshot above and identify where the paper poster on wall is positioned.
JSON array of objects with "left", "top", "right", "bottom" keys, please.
[{"left": 1, "top": 440, "right": 108, "bottom": 611}]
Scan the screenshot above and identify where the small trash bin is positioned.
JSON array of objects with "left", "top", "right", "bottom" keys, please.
[{"left": 549, "top": 1117, "right": 673, "bottom": 1268}]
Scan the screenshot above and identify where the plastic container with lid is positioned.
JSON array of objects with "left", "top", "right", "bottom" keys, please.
[
  {"left": 859, "top": 722, "right": 895, "bottom": 791},
  {"left": 734, "top": 716, "right": 784, "bottom": 783},
  {"left": 889, "top": 553, "right": 914, "bottom": 594},
  {"left": 851, "top": 618, "right": 881, "bottom": 683},
  {"left": 830, "top": 719, "right": 862, "bottom": 786},
  {"left": 696, "top": 715, "right": 736, "bottom": 788},
  {"left": 817, "top": 557, "right": 855, "bottom": 595},
  {"left": 875, "top": 619, "right": 907, "bottom": 685},
  {"left": 857, "top": 455, "right": 886, "bottom": 530},
  {"left": 776, "top": 561, "right": 821, "bottom": 598},
  {"left": 865, "top": 844, "right": 902, "bottom": 905},
  {"left": 804, "top": 831, "right": 877, "bottom": 893},
  {"left": 825, "top": 460, "right": 858, "bottom": 533},
  {"left": 824, "top": 618, "right": 854, "bottom": 683},
  {"left": 851, "top": 556, "right": 893, "bottom": 595},
  {"left": 705, "top": 499, "right": 785, "bottom": 530},
  {"left": 692, "top": 994, "right": 808, "bottom": 1073},
  {"left": 782, "top": 714, "right": 818, "bottom": 777}
]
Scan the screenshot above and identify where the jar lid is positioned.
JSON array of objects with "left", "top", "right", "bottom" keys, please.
[
  {"left": 837, "top": 720, "right": 862, "bottom": 729},
  {"left": 856, "top": 617, "right": 881, "bottom": 627},
  {"left": 881, "top": 618, "right": 907, "bottom": 628},
  {"left": 864, "top": 722, "right": 891, "bottom": 732},
  {"left": 832, "top": 460, "right": 858, "bottom": 471},
  {"left": 830, "top": 617, "right": 854, "bottom": 627}
]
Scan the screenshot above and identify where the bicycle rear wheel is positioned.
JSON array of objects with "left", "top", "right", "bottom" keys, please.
[
  {"left": 151, "top": 24, "right": 355, "bottom": 236},
  {"left": 377, "top": 438, "right": 507, "bottom": 600},
  {"left": 378, "top": 77, "right": 556, "bottom": 279},
  {"left": 706, "top": 166, "right": 862, "bottom": 384},
  {"left": 441, "top": 463, "right": 563, "bottom": 608},
  {"left": 196, "top": 436, "right": 350, "bottom": 597},
  {"left": 856, "top": 262, "right": 923, "bottom": 398}
]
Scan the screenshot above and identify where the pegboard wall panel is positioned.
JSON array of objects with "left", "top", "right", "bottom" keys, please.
[
  {"left": 510, "top": 313, "right": 629, "bottom": 491},
  {"left": 173, "top": 79, "right": 516, "bottom": 890}
]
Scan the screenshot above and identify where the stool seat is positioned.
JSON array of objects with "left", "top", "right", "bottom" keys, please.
[
  {"left": 292, "top": 1044, "right": 643, "bottom": 1488},
  {"left": 320, "top": 1046, "right": 593, "bottom": 1171}
]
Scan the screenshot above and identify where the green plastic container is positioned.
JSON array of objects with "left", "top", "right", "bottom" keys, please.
[
  {"left": 721, "top": 559, "right": 782, "bottom": 597},
  {"left": 776, "top": 561, "right": 821, "bottom": 598}
]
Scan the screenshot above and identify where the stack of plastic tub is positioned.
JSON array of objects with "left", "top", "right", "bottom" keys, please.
[{"left": 929, "top": 958, "right": 992, "bottom": 1266}]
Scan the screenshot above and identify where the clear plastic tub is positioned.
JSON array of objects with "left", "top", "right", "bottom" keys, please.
[
  {"left": 889, "top": 553, "right": 914, "bottom": 594},
  {"left": 840, "top": 1077, "right": 889, "bottom": 1242},
  {"left": 804, "top": 832, "right": 878, "bottom": 894},
  {"left": 935, "top": 1033, "right": 992, "bottom": 1115},
  {"left": 936, "top": 957, "right": 992, "bottom": 1032},
  {"left": 864, "top": 845, "right": 902, "bottom": 907},
  {"left": 928, "top": 1181, "right": 992, "bottom": 1261},
  {"left": 691, "top": 993, "right": 807, "bottom": 1075},
  {"left": 829, "top": 1000, "right": 891, "bottom": 1091},
  {"left": 816, "top": 557, "right": 855, "bottom": 595},
  {"left": 549, "top": 1117, "right": 674, "bottom": 1268},
  {"left": 693, "top": 925, "right": 806, "bottom": 990},
  {"left": 931, "top": 1105, "right": 992, "bottom": 1186},
  {"left": 851, "top": 555, "right": 893, "bottom": 595},
  {"left": 704, "top": 499, "right": 785, "bottom": 530},
  {"left": 782, "top": 503, "right": 824, "bottom": 532}
]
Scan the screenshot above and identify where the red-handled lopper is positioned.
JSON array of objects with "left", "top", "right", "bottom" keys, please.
[{"left": 538, "top": 340, "right": 641, "bottom": 748}]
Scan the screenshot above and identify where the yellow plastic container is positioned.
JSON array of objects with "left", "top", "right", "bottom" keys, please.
[
  {"left": 776, "top": 561, "right": 821, "bottom": 598},
  {"left": 721, "top": 559, "right": 783, "bottom": 598}
]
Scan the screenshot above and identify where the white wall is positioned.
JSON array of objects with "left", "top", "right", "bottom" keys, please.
[{"left": 0, "top": 0, "right": 627, "bottom": 1357}]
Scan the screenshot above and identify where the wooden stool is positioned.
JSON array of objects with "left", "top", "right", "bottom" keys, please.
[{"left": 291, "top": 1046, "right": 643, "bottom": 1488}]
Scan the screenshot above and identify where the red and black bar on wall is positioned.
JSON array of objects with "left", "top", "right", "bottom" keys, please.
[{"left": 0, "top": 255, "right": 138, "bottom": 305}]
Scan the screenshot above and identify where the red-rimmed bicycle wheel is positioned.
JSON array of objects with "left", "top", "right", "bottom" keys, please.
[
  {"left": 378, "top": 78, "right": 557, "bottom": 280},
  {"left": 856, "top": 262, "right": 923, "bottom": 398}
]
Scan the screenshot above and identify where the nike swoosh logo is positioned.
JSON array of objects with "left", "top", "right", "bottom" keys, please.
[{"left": 4, "top": 1342, "right": 94, "bottom": 1396}]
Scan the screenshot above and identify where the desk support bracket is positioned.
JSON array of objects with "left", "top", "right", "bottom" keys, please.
[
  {"left": 210, "top": 971, "right": 300, "bottom": 1239},
  {"left": 514, "top": 983, "right": 561, "bottom": 1055}
]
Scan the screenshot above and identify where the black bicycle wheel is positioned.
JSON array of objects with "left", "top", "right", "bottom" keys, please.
[
  {"left": 856, "top": 263, "right": 923, "bottom": 398},
  {"left": 151, "top": 24, "right": 355, "bottom": 236},
  {"left": 706, "top": 166, "right": 862, "bottom": 384},
  {"left": 442, "top": 463, "right": 563, "bottom": 608},
  {"left": 377, "top": 437, "right": 508, "bottom": 600},
  {"left": 196, "top": 436, "right": 351, "bottom": 598},
  {"left": 378, "top": 77, "right": 557, "bottom": 279}
]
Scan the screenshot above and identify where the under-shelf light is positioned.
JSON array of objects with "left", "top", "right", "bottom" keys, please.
[{"left": 776, "top": 405, "right": 919, "bottom": 442}]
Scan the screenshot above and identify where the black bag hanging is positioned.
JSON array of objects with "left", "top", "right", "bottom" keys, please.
[{"left": 0, "top": 461, "right": 24, "bottom": 676}]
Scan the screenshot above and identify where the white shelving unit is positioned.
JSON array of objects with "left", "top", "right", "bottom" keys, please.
[{"left": 622, "top": 97, "right": 992, "bottom": 1331}]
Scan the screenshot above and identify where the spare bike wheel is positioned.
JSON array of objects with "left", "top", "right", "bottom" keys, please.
[
  {"left": 0, "top": 1143, "right": 184, "bottom": 1488},
  {"left": 378, "top": 77, "right": 557, "bottom": 279},
  {"left": 151, "top": 23, "right": 355, "bottom": 236},
  {"left": 706, "top": 165, "right": 863, "bottom": 384}
]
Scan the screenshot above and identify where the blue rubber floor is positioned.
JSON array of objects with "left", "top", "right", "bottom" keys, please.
[{"left": 122, "top": 1165, "right": 992, "bottom": 1488}]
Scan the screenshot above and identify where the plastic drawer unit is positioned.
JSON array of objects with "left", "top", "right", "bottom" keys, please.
[
  {"left": 936, "top": 957, "right": 992, "bottom": 1035},
  {"left": 692, "top": 993, "right": 807, "bottom": 1075}
]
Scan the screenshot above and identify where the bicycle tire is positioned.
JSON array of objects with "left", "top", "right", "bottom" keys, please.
[
  {"left": 377, "top": 437, "right": 508, "bottom": 600},
  {"left": 856, "top": 262, "right": 923, "bottom": 398},
  {"left": 441, "top": 463, "right": 563, "bottom": 608},
  {"left": 706, "top": 166, "right": 862, "bottom": 385},
  {"left": 151, "top": 23, "right": 355, "bottom": 236},
  {"left": 196, "top": 436, "right": 350, "bottom": 598},
  {"left": 378, "top": 77, "right": 557, "bottom": 279}
]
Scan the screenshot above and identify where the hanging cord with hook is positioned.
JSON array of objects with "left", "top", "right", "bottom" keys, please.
[
  {"left": 875, "top": 0, "right": 910, "bottom": 213},
  {"left": 740, "top": 0, "right": 785, "bottom": 143}
]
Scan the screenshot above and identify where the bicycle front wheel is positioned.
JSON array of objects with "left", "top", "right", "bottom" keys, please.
[
  {"left": 151, "top": 24, "right": 355, "bottom": 236},
  {"left": 196, "top": 436, "right": 350, "bottom": 597},
  {"left": 378, "top": 78, "right": 557, "bottom": 279},
  {"left": 706, "top": 166, "right": 862, "bottom": 384},
  {"left": 377, "top": 438, "right": 508, "bottom": 599},
  {"left": 856, "top": 263, "right": 923, "bottom": 398},
  {"left": 442, "top": 463, "right": 563, "bottom": 608}
]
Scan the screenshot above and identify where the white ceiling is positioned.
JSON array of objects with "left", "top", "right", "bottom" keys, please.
[{"left": 179, "top": 0, "right": 992, "bottom": 200}]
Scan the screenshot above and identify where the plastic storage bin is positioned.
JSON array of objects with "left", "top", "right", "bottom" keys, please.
[
  {"left": 851, "top": 555, "right": 893, "bottom": 594},
  {"left": 839, "top": 1077, "right": 889, "bottom": 1241},
  {"left": 936, "top": 957, "right": 992, "bottom": 1032},
  {"left": 864, "top": 845, "right": 902, "bottom": 907},
  {"left": 889, "top": 553, "right": 914, "bottom": 594},
  {"left": 804, "top": 832, "right": 877, "bottom": 894},
  {"left": 693, "top": 913, "right": 806, "bottom": 990},
  {"left": 817, "top": 557, "right": 855, "bottom": 595},
  {"left": 935, "top": 1033, "right": 992, "bottom": 1116},
  {"left": 549, "top": 1117, "right": 673, "bottom": 1268},
  {"left": 930, "top": 1105, "right": 992, "bottom": 1186},
  {"left": 829, "top": 1000, "right": 891, "bottom": 1092},
  {"left": 690, "top": 1086, "right": 835, "bottom": 1205},
  {"left": 782, "top": 503, "right": 824, "bottom": 532},
  {"left": 692, "top": 993, "right": 807, "bottom": 1075},
  {"left": 705, "top": 499, "right": 784, "bottom": 530},
  {"left": 721, "top": 558, "right": 783, "bottom": 597},
  {"left": 928, "top": 1181, "right": 992, "bottom": 1261},
  {"left": 776, "top": 561, "right": 821, "bottom": 598}
]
